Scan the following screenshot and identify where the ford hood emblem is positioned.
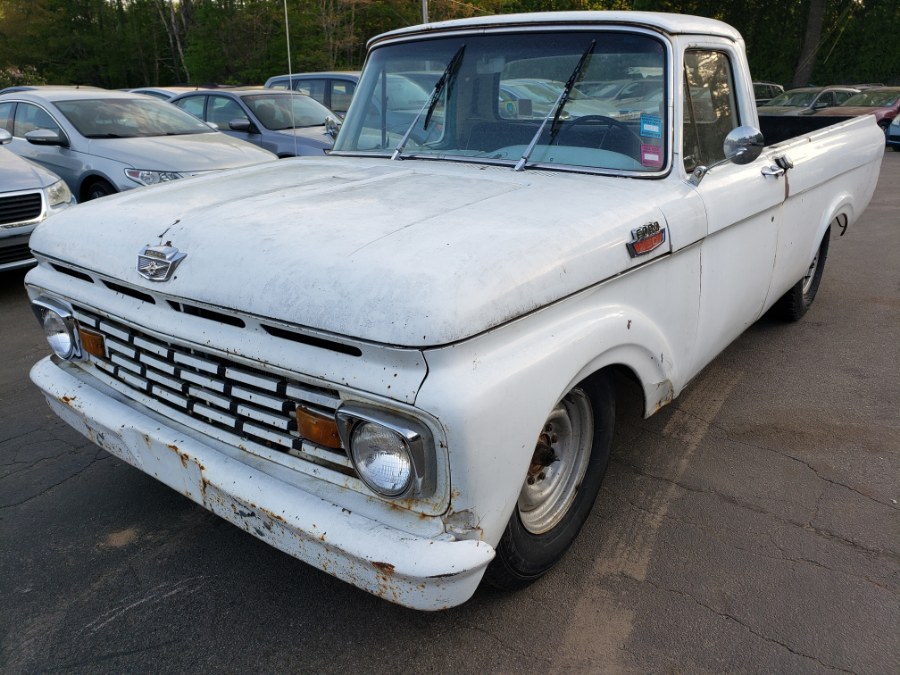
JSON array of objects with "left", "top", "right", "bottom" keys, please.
[{"left": 137, "top": 244, "right": 186, "bottom": 281}]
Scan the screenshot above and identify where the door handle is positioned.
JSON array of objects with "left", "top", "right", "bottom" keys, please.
[{"left": 761, "top": 165, "right": 785, "bottom": 178}]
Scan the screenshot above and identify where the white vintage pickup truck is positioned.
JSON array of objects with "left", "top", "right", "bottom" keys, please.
[{"left": 25, "top": 12, "right": 883, "bottom": 609}]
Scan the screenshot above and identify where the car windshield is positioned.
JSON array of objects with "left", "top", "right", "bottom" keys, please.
[
  {"left": 244, "top": 93, "right": 333, "bottom": 129},
  {"left": 766, "top": 90, "right": 817, "bottom": 107},
  {"left": 333, "top": 30, "right": 668, "bottom": 174},
  {"left": 841, "top": 90, "right": 900, "bottom": 107},
  {"left": 55, "top": 98, "right": 213, "bottom": 138}
]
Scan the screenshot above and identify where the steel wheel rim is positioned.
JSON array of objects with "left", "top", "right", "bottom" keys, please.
[
  {"left": 801, "top": 250, "right": 820, "bottom": 295},
  {"left": 517, "top": 389, "right": 594, "bottom": 535}
]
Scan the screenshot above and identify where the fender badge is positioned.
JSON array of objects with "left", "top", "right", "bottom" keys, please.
[
  {"left": 626, "top": 221, "right": 666, "bottom": 258},
  {"left": 137, "top": 243, "right": 186, "bottom": 281}
]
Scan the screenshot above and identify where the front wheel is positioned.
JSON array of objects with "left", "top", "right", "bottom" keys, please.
[
  {"left": 773, "top": 227, "right": 830, "bottom": 321},
  {"left": 484, "top": 371, "right": 615, "bottom": 590},
  {"left": 83, "top": 178, "right": 116, "bottom": 201}
]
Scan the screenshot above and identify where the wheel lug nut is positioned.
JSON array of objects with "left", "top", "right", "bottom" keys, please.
[
  {"left": 527, "top": 476, "right": 536, "bottom": 485},
  {"left": 538, "top": 472, "right": 546, "bottom": 480}
]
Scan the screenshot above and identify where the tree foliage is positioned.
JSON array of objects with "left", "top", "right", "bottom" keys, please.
[{"left": 0, "top": 0, "right": 896, "bottom": 88}]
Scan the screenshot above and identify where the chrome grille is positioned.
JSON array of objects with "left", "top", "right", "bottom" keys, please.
[
  {"left": 0, "top": 243, "right": 33, "bottom": 265},
  {"left": 0, "top": 192, "right": 42, "bottom": 226},
  {"left": 72, "top": 306, "right": 355, "bottom": 476}
]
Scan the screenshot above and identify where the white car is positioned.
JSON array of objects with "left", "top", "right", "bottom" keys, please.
[
  {"left": 0, "top": 129, "right": 75, "bottom": 272},
  {"left": 0, "top": 89, "right": 276, "bottom": 201}
]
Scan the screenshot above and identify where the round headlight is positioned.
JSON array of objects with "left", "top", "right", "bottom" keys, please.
[
  {"left": 350, "top": 422, "right": 413, "bottom": 497},
  {"left": 42, "top": 309, "right": 77, "bottom": 359}
]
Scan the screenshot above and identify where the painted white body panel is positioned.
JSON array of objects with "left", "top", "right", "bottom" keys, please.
[{"left": 25, "top": 14, "right": 884, "bottom": 609}]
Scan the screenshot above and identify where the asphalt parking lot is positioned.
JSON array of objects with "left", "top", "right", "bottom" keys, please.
[{"left": 1, "top": 152, "right": 898, "bottom": 674}]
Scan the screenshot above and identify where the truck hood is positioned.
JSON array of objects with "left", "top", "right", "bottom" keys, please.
[
  {"left": 30, "top": 157, "right": 682, "bottom": 347},
  {"left": 83, "top": 133, "right": 277, "bottom": 171}
]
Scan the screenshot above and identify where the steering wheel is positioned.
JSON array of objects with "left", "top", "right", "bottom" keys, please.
[{"left": 557, "top": 115, "right": 642, "bottom": 158}]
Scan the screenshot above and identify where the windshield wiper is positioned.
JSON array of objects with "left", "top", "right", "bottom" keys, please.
[
  {"left": 514, "top": 39, "right": 596, "bottom": 172},
  {"left": 392, "top": 45, "right": 466, "bottom": 161}
]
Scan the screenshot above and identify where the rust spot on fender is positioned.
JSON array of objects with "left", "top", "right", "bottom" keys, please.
[
  {"left": 372, "top": 561, "right": 395, "bottom": 575},
  {"left": 59, "top": 395, "right": 76, "bottom": 405}
]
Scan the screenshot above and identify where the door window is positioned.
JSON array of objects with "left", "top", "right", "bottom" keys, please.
[
  {"left": 295, "top": 79, "right": 326, "bottom": 106},
  {"left": 329, "top": 81, "right": 356, "bottom": 114},
  {"left": 816, "top": 91, "right": 835, "bottom": 107},
  {"left": 682, "top": 50, "right": 738, "bottom": 172},
  {"left": 207, "top": 96, "right": 247, "bottom": 128},
  {"left": 174, "top": 95, "right": 206, "bottom": 120},
  {"left": 834, "top": 90, "right": 854, "bottom": 105},
  {"left": 13, "top": 103, "right": 61, "bottom": 137},
  {"left": 0, "top": 102, "right": 13, "bottom": 132}
]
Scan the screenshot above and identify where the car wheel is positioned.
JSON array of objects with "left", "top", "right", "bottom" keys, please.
[
  {"left": 484, "top": 371, "right": 615, "bottom": 590},
  {"left": 773, "top": 227, "right": 830, "bottom": 321},
  {"left": 83, "top": 178, "right": 116, "bottom": 201}
]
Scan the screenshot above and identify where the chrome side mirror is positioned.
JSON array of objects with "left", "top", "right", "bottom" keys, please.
[
  {"left": 325, "top": 115, "right": 342, "bottom": 139},
  {"left": 689, "top": 125, "right": 765, "bottom": 185},
  {"left": 723, "top": 125, "right": 764, "bottom": 165}
]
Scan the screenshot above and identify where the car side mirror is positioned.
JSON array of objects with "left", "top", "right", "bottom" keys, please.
[
  {"left": 689, "top": 125, "right": 764, "bottom": 186},
  {"left": 24, "top": 128, "right": 69, "bottom": 148},
  {"left": 325, "top": 115, "right": 342, "bottom": 139},
  {"left": 229, "top": 118, "right": 256, "bottom": 133},
  {"left": 0, "top": 129, "right": 11, "bottom": 145},
  {"left": 723, "top": 125, "right": 765, "bottom": 165}
]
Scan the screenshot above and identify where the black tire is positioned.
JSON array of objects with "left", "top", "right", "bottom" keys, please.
[
  {"left": 83, "top": 178, "right": 116, "bottom": 201},
  {"left": 773, "top": 227, "right": 830, "bottom": 321},
  {"left": 484, "top": 371, "right": 615, "bottom": 590}
]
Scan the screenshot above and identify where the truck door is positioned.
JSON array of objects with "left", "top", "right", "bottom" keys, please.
[{"left": 682, "top": 48, "right": 784, "bottom": 376}]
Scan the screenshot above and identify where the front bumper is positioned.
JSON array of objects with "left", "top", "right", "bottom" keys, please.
[{"left": 31, "top": 356, "right": 494, "bottom": 610}]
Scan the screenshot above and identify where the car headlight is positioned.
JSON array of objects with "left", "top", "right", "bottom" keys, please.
[
  {"left": 45, "top": 179, "right": 73, "bottom": 207},
  {"left": 31, "top": 297, "right": 82, "bottom": 360},
  {"left": 336, "top": 404, "right": 435, "bottom": 499},
  {"left": 124, "top": 169, "right": 184, "bottom": 186}
]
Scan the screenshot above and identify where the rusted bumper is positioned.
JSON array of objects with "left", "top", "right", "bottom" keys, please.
[{"left": 31, "top": 356, "right": 494, "bottom": 610}]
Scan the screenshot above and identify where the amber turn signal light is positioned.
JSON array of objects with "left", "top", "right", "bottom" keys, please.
[
  {"left": 296, "top": 405, "right": 343, "bottom": 449},
  {"left": 78, "top": 326, "right": 106, "bottom": 359}
]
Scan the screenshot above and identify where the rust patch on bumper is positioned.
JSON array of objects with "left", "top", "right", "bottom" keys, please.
[{"left": 372, "top": 561, "right": 395, "bottom": 575}]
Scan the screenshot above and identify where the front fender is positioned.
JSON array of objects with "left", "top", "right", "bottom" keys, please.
[{"left": 418, "top": 249, "right": 700, "bottom": 546}]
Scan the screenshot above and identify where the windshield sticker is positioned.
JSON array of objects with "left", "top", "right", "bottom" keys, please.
[
  {"left": 640, "top": 114, "right": 662, "bottom": 139},
  {"left": 641, "top": 144, "right": 663, "bottom": 168}
]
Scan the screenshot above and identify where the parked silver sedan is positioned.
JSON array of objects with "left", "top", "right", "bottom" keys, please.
[
  {"left": 0, "top": 129, "right": 75, "bottom": 272},
  {"left": 0, "top": 89, "right": 276, "bottom": 201},
  {"left": 758, "top": 86, "right": 859, "bottom": 116},
  {"left": 170, "top": 89, "right": 335, "bottom": 157}
]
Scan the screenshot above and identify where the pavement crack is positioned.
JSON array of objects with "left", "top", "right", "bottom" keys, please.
[
  {"left": 0, "top": 448, "right": 106, "bottom": 510},
  {"left": 613, "top": 458, "right": 895, "bottom": 561},
  {"left": 626, "top": 574, "right": 856, "bottom": 673}
]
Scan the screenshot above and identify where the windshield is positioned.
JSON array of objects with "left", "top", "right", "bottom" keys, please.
[
  {"left": 244, "top": 93, "right": 333, "bottom": 129},
  {"left": 55, "top": 97, "right": 214, "bottom": 138},
  {"left": 766, "top": 90, "right": 817, "bottom": 107},
  {"left": 333, "top": 30, "right": 668, "bottom": 174},
  {"left": 841, "top": 90, "right": 900, "bottom": 107}
]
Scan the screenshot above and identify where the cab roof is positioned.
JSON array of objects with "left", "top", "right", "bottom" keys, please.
[{"left": 370, "top": 11, "right": 743, "bottom": 48}]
